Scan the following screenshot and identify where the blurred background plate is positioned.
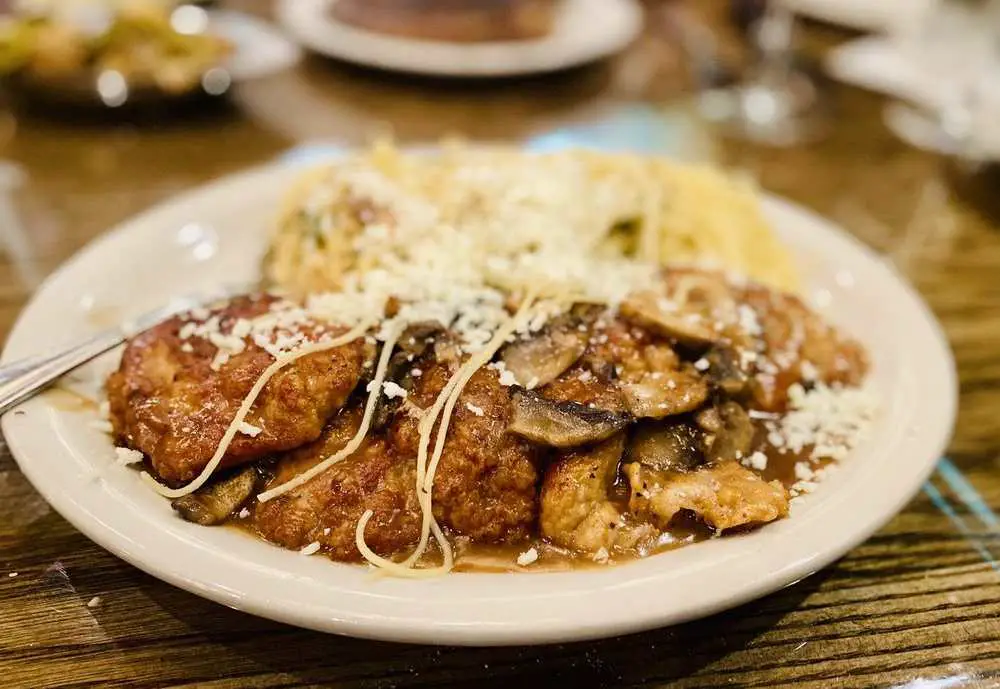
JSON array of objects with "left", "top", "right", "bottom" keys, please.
[
  {"left": 275, "top": 0, "right": 644, "bottom": 77},
  {"left": 0, "top": 5, "right": 300, "bottom": 116},
  {"left": 209, "top": 9, "right": 302, "bottom": 81},
  {"left": 781, "top": 0, "right": 911, "bottom": 32},
  {"left": 825, "top": 34, "right": 1000, "bottom": 159},
  {"left": 824, "top": 37, "right": 933, "bottom": 106}
]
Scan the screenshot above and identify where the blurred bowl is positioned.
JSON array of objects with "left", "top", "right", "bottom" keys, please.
[
  {"left": 3, "top": 63, "right": 232, "bottom": 116},
  {"left": 0, "top": 3, "right": 234, "bottom": 117}
]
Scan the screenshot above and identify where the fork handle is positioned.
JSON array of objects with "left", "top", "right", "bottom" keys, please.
[{"left": 0, "top": 329, "right": 126, "bottom": 416}]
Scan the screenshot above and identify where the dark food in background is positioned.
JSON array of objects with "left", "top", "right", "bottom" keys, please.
[{"left": 332, "top": 0, "right": 558, "bottom": 42}]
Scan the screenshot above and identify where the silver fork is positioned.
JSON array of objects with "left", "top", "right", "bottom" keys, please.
[{"left": 0, "top": 287, "right": 248, "bottom": 416}]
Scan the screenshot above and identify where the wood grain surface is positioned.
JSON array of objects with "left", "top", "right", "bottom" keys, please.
[{"left": 2, "top": 2, "right": 1000, "bottom": 687}]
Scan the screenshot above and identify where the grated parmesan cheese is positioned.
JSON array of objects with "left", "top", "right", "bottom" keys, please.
[
  {"left": 300, "top": 541, "right": 321, "bottom": 556},
  {"left": 210, "top": 350, "right": 230, "bottom": 371},
  {"left": 114, "top": 447, "right": 144, "bottom": 465},
  {"left": 516, "top": 547, "right": 539, "bottom": 566},
  {"left": 743, "top": 451, "right": 768, "bottom": 472},
  {"left": 769, "top": 382, "right": 877, "bottom": 461},
  {"left": 737, "top": 304, "right": 761, "bottom": 335},
  {"left": 800, "top": 360, "right": 818, "bottom": 381},
  {"left": 489, "top": 361, "right": 519, "bottom": 387},
  {"left": 238, "top": 421, "right": 262, "bottom": 437},
  {"left": 465, "top": 402, "right": 485, "bottom": 417},
  {"left": 794, "top": 462, "right": 815, "bottom": 482},
  {"left": 382, "top": 381, "right": 408, "bottom": 399}
]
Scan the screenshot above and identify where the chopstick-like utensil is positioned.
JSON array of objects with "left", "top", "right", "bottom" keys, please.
[{"left": 0, "top": 287, "right": 247, "bottom": 416}]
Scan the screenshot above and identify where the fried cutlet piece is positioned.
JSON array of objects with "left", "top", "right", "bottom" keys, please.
[
  {"left": 741, "top": 283, "right": 868, "bottom": 411},
  {"left": 390, "top": 359, "right": 541, "bottom": 544},
  {"left": 539, "top": 434, "right": 656, "bottom": 555},
  {"left": 626, "top": 461, "right": 789, "bottom": 532},
  {"left": 252, "top": 406, "right": 422, "bottom": 560},
  {"left": 107, "top": 295, "right": 367, "bottom": 485},
  {"left": 541, "top": 313, "right": 707, "bottom": 418},
  {"left": 254, "top": 350, "right": 539, "bottom": 561},
  {"left": 624, "top": 268, "right": 869, "bottom": 412}
]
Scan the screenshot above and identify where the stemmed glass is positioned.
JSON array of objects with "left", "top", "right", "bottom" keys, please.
[{"left": 698, "top": 0, "right": 826, "bottom": 146}]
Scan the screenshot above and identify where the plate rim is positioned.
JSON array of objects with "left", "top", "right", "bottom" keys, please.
[{"left": 1, "top": 159, "right": 958, "bottom": 646}]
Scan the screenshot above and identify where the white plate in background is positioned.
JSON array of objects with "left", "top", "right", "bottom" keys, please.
[
  {"left": 824, "top": 36, "right": 931, "bottom": 102},
  {"left": 1, "top": 158, "right": 956, "bottom": 645},
  {"left": 783, "top": 0, "right": 916, "bottom": 33},
  {"left": 210, "top": 9, "right": 302, "bottom": 81},
  {"left": 825, "top": 36, "right": 1000, "bottom": 158},
  {"left": 275, "top": 0, "right": 643, "bottom": 77}
]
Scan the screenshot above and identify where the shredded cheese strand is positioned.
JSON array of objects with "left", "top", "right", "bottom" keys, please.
[
  {"left": 423, "top": 291, "right": 539, "bottom": 494},
  {"left": 257, "top": 325, "right": 402, "bottom": 503},
  {"left": 392, "top": 355, "right": 465, "bottom": 568},
  {"left": 368, "top": 291, "right": 539, "bottom": 575},
  {"left": 414, "top": 370, "right": 461, "bottom": 487},
  {"left": 411, "top": 292, "right": 538, "bottom": 570},
  {"left": 141, "top": 319, "right": 376, "bottom": 499},
  {"left": 640, "top": 163, "right": 662, "bottom": 264},
  {"left": 354, "top": 509, "right": 452, "bottom": 578},
  {"left": 401, "top": 486, "right": 446, "bottom": 569}
]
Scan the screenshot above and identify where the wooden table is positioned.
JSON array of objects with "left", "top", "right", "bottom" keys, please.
[{"left": 2, "top": 2, "right": 1000, "bottom": 687}]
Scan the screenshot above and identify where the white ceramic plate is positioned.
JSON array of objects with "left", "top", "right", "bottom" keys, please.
[
  {"left": 824, "top": 37, "right": 936, "bottom": 107},
  {"left": 211, "top": 10, "right": 302, "bottom": 82},
  {"left": 783, "top": 0, "right": 917, "bottom": 32},
  {"left": 1, "top": 159, "right": 956, "bottom": 646},
  {"left": 275, "top": 0, "right": 643, "bottom": 77},
  {"left": 825, "top": 37, "right": 1000, "bottom": 159}
]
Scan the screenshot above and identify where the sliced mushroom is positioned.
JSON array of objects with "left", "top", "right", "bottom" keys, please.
[
  {"left": 621, "top": 370, "right": 708, "bottom": 419},
  {"left": 695, "top": 406, "right": 722, "bottom": 434},
  {"left": 172, "top": 465, "right": 263, "bottom": 526},
  {"left": 702, "top": 401, "right": 754, "bottom": 464},
  {"left": 356, "top": 337, "right": 380, "bottom": 388},
  {"left": 508, "top": 389, "right": 630, "bottom": 448},
  {"left": 666, "top": 271, "right": 739, "bottom": 318},
  {"left": 501, "top": 324, "right": 588, "bottom": 389},
  {"left": 372, "top": 322, "right": 446, "bottom": 431},
  {"left": 705, "top": 346, "right": 751, "bottom": 396},
  {"left": 620, "top": 291, "right": 719, "bottom": 347},
  {"left": 628, "top": 420, "right": 704, "bottom": 473},
  {"left": 586, "top": 358, "right": 618, "bottom": 382},
  {"left": 397, "top": 321, "right": 444, "bottom": 358}
]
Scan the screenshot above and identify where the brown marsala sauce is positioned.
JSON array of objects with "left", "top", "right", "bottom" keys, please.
[
  {"left": 43, "top": 387, "right": 99, "bottom": 413},
  {"left": 220, "top": 417, "right": 816, "bottom": 573}
]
